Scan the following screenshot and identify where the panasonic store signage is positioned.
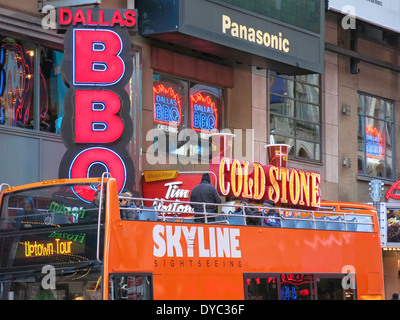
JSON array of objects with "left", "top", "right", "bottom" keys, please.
[{"left": 140, "top": 0, "right": 324, "bottom": 74}]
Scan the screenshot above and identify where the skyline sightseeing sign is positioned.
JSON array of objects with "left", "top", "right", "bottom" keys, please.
[{"left": 57, "top": 7, "right": 138, "bottom": 200}]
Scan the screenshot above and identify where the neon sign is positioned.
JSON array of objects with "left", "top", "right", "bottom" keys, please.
[
  {"left": 0, "top": 44, "right": 34, "bottom": 127},
  {"left": 153, "top": 84, "right": 182, "bottom": 126},
  {"left": 58, "top": 8, "right": 136, "bottom": 28},
  {"left": 190, "top": 92, "right": 218, "bottom": 133},
  {"left": 0, "top": 47, "right": 4, "bottom": 96},
  {"left": 386, "top": 180, "right": 400, "bottom": 200},
  {"left": 366, "top": 125, "right": 383, "bottom": 159},
  {"left": 211, "top": 157, "right": 321, "bottom": 208},
  {"left": 58, "top": 8, "right": 137, "bottom": 200},
  {"left": 48, "top": 201, "right": 86, "bottom": 219},
  {"left": 23, "top": 239, "right": 73, "bottom": 257}
]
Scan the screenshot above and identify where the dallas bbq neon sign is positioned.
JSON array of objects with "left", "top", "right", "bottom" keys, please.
[
  {"left": 58, "top": 8, "right": 137, "bottom": 201},
  {"left": 153, "top": 84, "right": 182, "bottom": 126},
  {"left": 190, "top": 92, "right": 218, "bottom": 133},
  {"left": 365, "top": 125, "right": 383, "bottom": 159}
]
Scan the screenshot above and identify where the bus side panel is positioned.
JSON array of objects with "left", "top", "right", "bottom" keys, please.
[{"left": 106, "top": 221, "right": 384, "bottom": 300}]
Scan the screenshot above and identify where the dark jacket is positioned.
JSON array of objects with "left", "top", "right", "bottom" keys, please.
[
  {"left": 13, "top": 196, "right": 42, "bottom": 229},
  {"left": 235, "top": 205, "right": 261, "bottom": 226},
  {"left": 263, "top": 209, "right": 281, "bottom": 227},
  {"left": 190, "top": 178, "right": 221, "bottom": 213}
]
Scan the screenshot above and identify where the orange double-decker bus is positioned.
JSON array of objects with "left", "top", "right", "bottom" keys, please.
[{"left": 0, "top": 175, "right": 384, "bottom": 300}]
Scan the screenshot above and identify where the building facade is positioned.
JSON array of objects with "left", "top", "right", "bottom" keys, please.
[{"left": 0, "top": 0, "right": 399, "bottom": 298}]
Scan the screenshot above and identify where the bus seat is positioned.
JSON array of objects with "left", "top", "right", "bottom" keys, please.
[
  {"left": 297, "top": 216, "right": 313, "bottom": 229},
  {"left": 314, "top": 216, "right": 327, "bottom": 230},
  {"left": 354, "top": 215, "right": 373, "bottom": 232},
  {"left": 326, "top": 216, "right": 344, "bottom": 231},
  {"left": 51, "top": 212, "right": 69, "bottom": 224},
  {"left": 281, "top": 217, "right": 296, "bottom": 228},
  {"left": 345, "top": 216, "right": 357, "bottom": 231},
  {"left": 215, "top": 215, "right": 228, "bottom": 222},
  {"left": 227, "top": 210, "right": 245, "bottom": 226},
  {"left": 138, "top": 205, "right": 158, "bottom": 221},
  {"left": 167, "top": 215, "right": 182, "bottom": 222}
]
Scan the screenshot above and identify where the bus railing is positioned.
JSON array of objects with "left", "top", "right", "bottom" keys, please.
[
  {"left": 97, "top": 172, "right": 110, "bottom": 263},
  {"left": 117, "top": 196, "right": 376, "bottom": 233}
]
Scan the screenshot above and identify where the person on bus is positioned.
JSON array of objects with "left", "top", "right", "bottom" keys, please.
[
  {"left": 119, "top": 190, "right": 138, "bottom": 220},
  {"left": 85, "top": 189, "right": 106, "bottom": 222},
  {"left": 262, "top": 200, "right": 281, "bottom": 227},
  {"left": 190, "top": 173, "right": 221, "bottom": 222},
  {"left": 234, "top": 199, "right": 261, "bottom": 226},
  {"left": 13, "top": 196, "right": 43, "bottom": 229}
]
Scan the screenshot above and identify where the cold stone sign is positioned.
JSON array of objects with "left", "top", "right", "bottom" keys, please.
[{"left": 58, "top": 8, "right": 137, "bottom": 198}]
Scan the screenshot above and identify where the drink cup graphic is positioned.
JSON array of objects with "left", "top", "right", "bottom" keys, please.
[
  {"left": 210, "top": 132, "right": 235, "bottom": 162},
  {"left": 266, "top": 144, "right": 290, "bottom": 167}
]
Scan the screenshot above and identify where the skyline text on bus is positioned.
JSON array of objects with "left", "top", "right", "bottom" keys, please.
[{"left": 153, "top": 225, "right": 241, "bottom": 258}]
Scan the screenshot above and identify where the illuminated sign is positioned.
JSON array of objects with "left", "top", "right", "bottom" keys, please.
[
  {"left": 366, "top": 125, "right": 383, "bottom": 159},
  {"left": 13, "top": 231, "right": 93, "bottom": 265},
  {"left": 23, "top": 239, "right": 73, "bottom": 257},
  {"left": 22, "top": 232, "right": 86, "bottom": 258},
  {"left": 142, "top": 172, "right": 216, "bottom": 216},
  {"left": 48, "top": 201, "right": 86, "bottom": 219},
  {"left": 141, "top": 0, "right": 324, "bottom": 74},
  {"left": 58, "top": 8, "right": 137, "bottom": 28},
  {"left": 58, "top": 8, "right": 137, "bottom": 198},
  {"left": 0, "top": 47, "right": 4, "bottom": 96},
  {"left": 222, "top": 15, "right": 290, "bottom": 53},
  {"left": 0, "top": 44, "right": 34, "bottom": 127},
  {"left": 386, "top": 180, "right": 400, "bottom": 200},
  {"left": 210, "top": 157, "right": 321, "bottom": 208},
  {"left": 153, "top": 84, "right": 182, "bottom": 126},
  {"left": 143, "top": 170, "right": 179, "bottom": 182},
  {"left": 190, "top": 92, "right": 218, "bottom": 133}
]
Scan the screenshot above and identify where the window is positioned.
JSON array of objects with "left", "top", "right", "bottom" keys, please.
[
  {"left": 217, "top": 0, "right": 321, "bottom": 34},
  {"left": 109, "top": 274, "right": 153, "bottom": 300},
  {"left": 0, "top": 265, "right": 102, "bottom": 300},
  {"left": 357, "top": 92, "right": 394, "bottom": 179},
  {"left": 387, "top": 208, "right": 400, "bottom": 243},
  {"left": 269, "top": 72, "right": 321, "bottom": 161},
  {"left": 0, "top": 36, "right": 67, "bottom": 133},
  {"left": 152, "top": 73, "right": 224, "bottom": 162},
  {"left": 244, "top": 273, "right": 356, "bottom": 300},
  {"left": 0, "top": 183, "right": 106, "bottom": 232}
]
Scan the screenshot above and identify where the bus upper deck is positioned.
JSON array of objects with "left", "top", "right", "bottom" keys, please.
[
  {"left": 117, "top": 196, "right": 376, "bottom": 233},
  {"left": 0, "top": 177, "right": 384, "bottom": 300}
]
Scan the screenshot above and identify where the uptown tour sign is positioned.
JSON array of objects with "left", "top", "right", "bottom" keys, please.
[{"left": 58, "top": 8, "right": 138, "bottom": 200}]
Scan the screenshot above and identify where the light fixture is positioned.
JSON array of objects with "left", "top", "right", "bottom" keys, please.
[
  {"left": 342, "top": 157, "right": 351, "bottom": 168},
  {"left": 342, "top": 104, "right": 351, "bottom": 116}
]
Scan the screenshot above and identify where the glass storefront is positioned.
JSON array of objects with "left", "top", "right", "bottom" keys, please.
[
  {"left": 0, "top": 36, "right": 67, "bottom": 134},
  {"left": 269, "top": 72, "right": 321, "bottom": 161},
  {"left": 152, "top": 73, "right": 224, "bottom": 162},
  {"left": 357, "top": 92, "right": 394, "bottom": 180}
]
